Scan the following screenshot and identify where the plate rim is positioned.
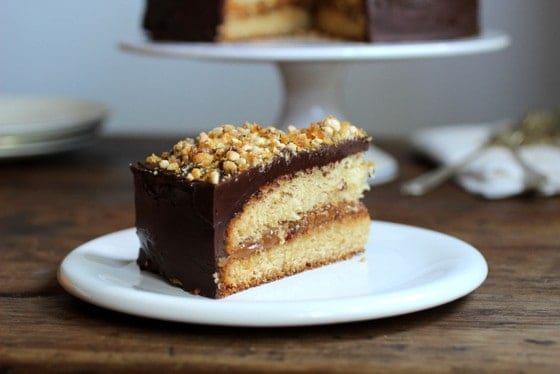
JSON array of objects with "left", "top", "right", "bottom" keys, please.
[
  {"left": 0, "top": 96, "right": 108, "bottom": 135},
  {"left": 119, "top": 30, "right": 509, "bottom": 62},
  {"left": 0, "top": 126, "right": 100, "bottom": 159},
  {"left": 58, "top": 221, "right": 488, "bottom": 327}
]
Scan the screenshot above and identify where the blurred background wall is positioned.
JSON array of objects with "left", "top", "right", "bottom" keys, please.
[{"left": 1, "top": 0, "right": 559, "bottom": 137}]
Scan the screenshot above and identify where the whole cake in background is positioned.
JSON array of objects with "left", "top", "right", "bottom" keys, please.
[
  {"left": 131, "top": 116, "right": 374, "bottom": 298},
  {"left": 143, "top": 0, "right": 479, "bottom": 42}
]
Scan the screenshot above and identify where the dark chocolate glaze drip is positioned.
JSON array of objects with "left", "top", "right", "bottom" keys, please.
[
  {"left": 143, "top": 0, "right": 225, "bottom": 41},
  {"left": 131, "top": 138, "right": 369, "bottom": 298},
  {"left": 366, "top": 0, "right": 479, "bottom": 42}
]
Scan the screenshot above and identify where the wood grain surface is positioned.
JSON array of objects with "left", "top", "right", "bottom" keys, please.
[{"left": 1, "top": 137, "right": 559, "bottom": 373}]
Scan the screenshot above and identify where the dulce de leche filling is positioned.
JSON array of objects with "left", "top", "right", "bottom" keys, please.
[
  {"left": 222, "top": 201, "right": 368, "bottom": 261},
  {"left": 224, "top": 0, "right": 311, "bottom": 17}
]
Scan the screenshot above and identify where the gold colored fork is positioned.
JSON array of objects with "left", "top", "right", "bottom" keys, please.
[{"left": 400, "top": 111, "right": 560, "bottom": 196}]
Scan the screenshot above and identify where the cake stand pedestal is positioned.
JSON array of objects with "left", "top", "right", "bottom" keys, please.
[
  {"left": 121, "top": 30, "right": 509, "bottom": 185},
  {"left": 277, "top": 62, "right": 346, "bottom": 126}
]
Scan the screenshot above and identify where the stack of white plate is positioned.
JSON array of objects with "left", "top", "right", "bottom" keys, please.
[{"left": 0, "top": 96, "right": 107, "bottom": 159}]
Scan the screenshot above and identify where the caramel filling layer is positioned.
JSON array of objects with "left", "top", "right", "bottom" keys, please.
[
  {"left": 225, "top": 0, "right": 311, "bottom": 17},
  {"left": 222, "top": 201, "right": 368, "bottom": 262}
]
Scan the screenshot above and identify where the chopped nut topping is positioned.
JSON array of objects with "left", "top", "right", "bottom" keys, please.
[
  {"left": 226, "top": 150, "right": 240, "bottom": 161},
  {"left": 223, "top": 160, "right": 237, "bottom": 173},
  {"left": 143, "top": 116, "right": 370, "bottom": 184},
  {"left": 209, "top": 170, "right": 220, "bottom": 185}
]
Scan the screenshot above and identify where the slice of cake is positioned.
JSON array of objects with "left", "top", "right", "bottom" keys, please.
[{"left": 131, "top": 116, "right": 374, "bottom": 298}]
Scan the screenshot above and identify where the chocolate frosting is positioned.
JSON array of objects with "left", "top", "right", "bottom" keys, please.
[
  {"left": 366, "top": 0, "right": 479, "bottom": 41},
  {"left": 132, "top": 138, "right": 369, "bottom": 298},
  {"left": 143, "top": 0, "right": 225, "bottom": 41}
]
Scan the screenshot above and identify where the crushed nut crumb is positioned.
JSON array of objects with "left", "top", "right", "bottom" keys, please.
[{"left": 143, "top": 116, "right": 370, "bottom": 184}]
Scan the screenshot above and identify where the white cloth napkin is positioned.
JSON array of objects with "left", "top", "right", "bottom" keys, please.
[{"left": 410, "top": 124, "right": 560, "bottom": 199}]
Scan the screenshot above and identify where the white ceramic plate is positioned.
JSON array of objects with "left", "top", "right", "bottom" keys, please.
[
  {"left": 0, "top": 96, "right": 106, "bottom": 159},
  {"left": 120, "top": 30, "right": 509, "bottom": 62},
  {"left": 58, "top": 221, "right": 487, "bottom": 327},
  {"left": 0, "top": 96, "right": 107, "bottom": 136},
  {"left": 0, "top": 130, "right": 99, "bottom": 159}
]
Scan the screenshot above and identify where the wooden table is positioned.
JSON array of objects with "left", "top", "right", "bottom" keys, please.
[{"left": 1, "top": 137, "right": 559, "bottom": 372}]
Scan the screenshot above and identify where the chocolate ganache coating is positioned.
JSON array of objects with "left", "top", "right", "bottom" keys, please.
[
  {"left": 366, "top": 0, "right": 479, "bottom": 42},
  {"left": 131, "top": 138, "right": 369, "bottom": 298},
  {"left": 143, "top": 0, "right": 225, "bottom": 41}
]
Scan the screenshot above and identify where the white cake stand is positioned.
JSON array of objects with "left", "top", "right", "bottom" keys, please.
[{"left": 121, "top": 30, "right": 509, "bottom": 185}]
